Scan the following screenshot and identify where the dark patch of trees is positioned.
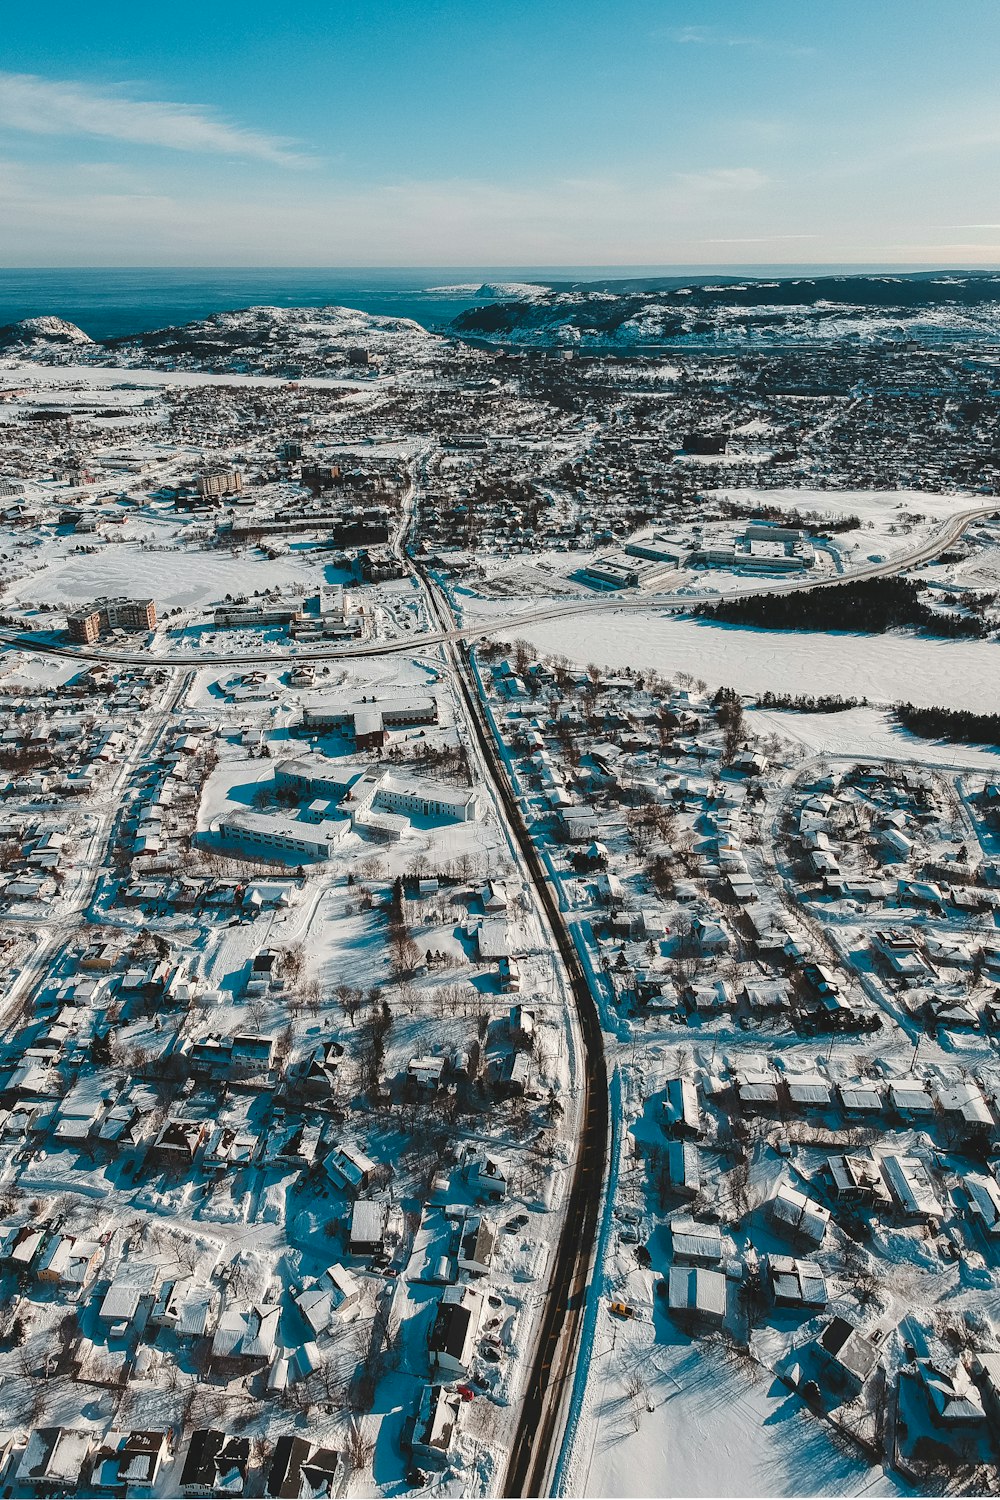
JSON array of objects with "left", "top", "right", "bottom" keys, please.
[
  {"left": 754, "top": 691, "right": 866, "bottom": 713},
  {"left": 720, "top": 499, "right": 861, "bottom": 534},
  {"left": 895, "top": 703, "right": 1000, "bottom": 747},
  {"left": 700, "top": 576, "right": 988, "bottom": 639},
  {"left": 714, "top": 685, "right": 745, "bottom": 760}
]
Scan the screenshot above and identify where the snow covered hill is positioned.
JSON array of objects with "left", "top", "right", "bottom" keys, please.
[
  {"left": 0, "top": 316, "right": 94, "bottom": 354},
  {"left": 452, "top": 271, "right": 1000, "bottom": 349},
  {"left": 0, "top": 303, "right": 444, "bottom": 376}
]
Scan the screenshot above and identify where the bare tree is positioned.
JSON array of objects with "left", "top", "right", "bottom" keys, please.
[{"left": 344, "top": 1417, "right": 375, "bottom": 1475}]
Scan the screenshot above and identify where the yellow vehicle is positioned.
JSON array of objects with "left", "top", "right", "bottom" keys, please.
[{"left": 609, "top": 1300, "right": 635, "bottom": 1319}]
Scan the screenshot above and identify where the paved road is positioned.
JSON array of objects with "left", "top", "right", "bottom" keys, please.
[
  {"left": 419, "top": 567, "right": 610, "bottom": 1500},
  {"left": 1, "top": 480, "right": 992, "bottom": 1492},
  {"left": 0, "top": 501, "right": 995, "bottom": 672}
]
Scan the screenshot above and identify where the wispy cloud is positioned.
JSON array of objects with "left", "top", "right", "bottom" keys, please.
[
  {"left": 707, "top": 234, "right": 817, "bottom": 243},
  {"left": 670, "top": 25, "right": 814, "bottom": 57},
  {"left": 0, "top": 72, "right": 310, "bottom": 166},
  {"left": 674, "top": 167, "right": 769, "bottom": 193}
]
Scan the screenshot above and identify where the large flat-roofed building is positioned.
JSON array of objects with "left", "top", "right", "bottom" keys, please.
[
  {"left": 301, "top": 696, "right": 438, "bottom": 749},
  {"left": 209, "top": 754, "right": 478, "bottom": 864},
  {"left": 276, "top": 755, "right": 479, "bottom": 827},
  {"left": 213, "top": 602, "right": 303, "bottom": 627},
  {"left": 582, "top": 553, "right": 679, "bottom": 591},
  {"left": 625, "top": 534, "right": 687, "bottom": 564},
  {"left": 214, "top": 808, "right": 350, "bottom": 861},
  {"left": 67, "top": 596, "right": 157, "bottom": 643},
  {"left": 583, "top": 556, "right": 641, "bottom": 589}
]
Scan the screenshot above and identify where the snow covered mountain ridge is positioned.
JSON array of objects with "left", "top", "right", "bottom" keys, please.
[{"left": 0, "top": 303, "right": 441, "bottom": 376}]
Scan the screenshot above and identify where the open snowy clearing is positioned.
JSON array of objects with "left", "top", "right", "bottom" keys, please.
[
  {"left": 576, "top": 1330, "right": 911, "bottom": 1499},
  {"left": 493, "top": 613, "right": 1000, "bottom": 714},
  {"left": 714, "top": 486, "right": 978, "bottom": 527},
  {"left": 0, "top": 360, "right": 379, "bottom": 391},
  {"left": 9, "top": 542, "right": 324, "bottom": 612},
  {"left": 748, "top": 705, "right": 1000, "bottom": 770}
]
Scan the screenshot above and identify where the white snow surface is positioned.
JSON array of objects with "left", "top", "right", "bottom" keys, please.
[{"left": 492, "top": 613, "right": 1000, "bottom": 714}]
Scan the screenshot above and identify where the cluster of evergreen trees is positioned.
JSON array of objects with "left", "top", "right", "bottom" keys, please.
[
  {"left": 895, "top": 703, "right": 1000, "bottom": 747},
  {"left": 721, "top": 501, "right": 861, "bottom": 534},
  {"left": 701, "top": 576, "right": 988, "bottom": 638},
  {"left": 754, "top": 691, "right": 866, "bottom": 713}
]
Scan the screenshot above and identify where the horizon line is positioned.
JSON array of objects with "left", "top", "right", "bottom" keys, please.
[{"left": 2, "top": 262, "right": 1000, "bottom": 274}]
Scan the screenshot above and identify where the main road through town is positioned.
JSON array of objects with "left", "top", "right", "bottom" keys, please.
[
  {"left": 416, "top": 559, "right": 610, "bottom": 1498},
  {"left": 0, "top": 487, "right": 994, "bottom": 1493}
]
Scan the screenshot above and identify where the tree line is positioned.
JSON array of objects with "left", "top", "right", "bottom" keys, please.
[
  {"left": 699, "top": 576, "right": 989, "bottom": 638},
  {"left": 895, "top": 702, "right": 1000, "bottom": 747}
]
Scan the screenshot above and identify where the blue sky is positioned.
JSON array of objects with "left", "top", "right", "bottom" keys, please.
[{"left": 2, "top": 0, "right": 1000, "bottom": 266}]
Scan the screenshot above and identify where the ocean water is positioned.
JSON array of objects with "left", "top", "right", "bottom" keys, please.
[{"left": 0, "top": 264, "right": 923, "bottom": 341}]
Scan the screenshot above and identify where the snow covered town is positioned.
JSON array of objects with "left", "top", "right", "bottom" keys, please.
[{"left": 3, "top": 272, "right": 1000, "bottom": 1498}]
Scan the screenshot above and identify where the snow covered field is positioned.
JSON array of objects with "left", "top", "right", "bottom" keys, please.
[
  {"left": 493, "top": 613, "right": 1000, "bottom": 714},
  {"left": 575, "top": 1330, "right": 911, "bottom": 1499},
  {"left": 715, "top": 485, "right": 977, "bottom": 532},
  {"left": 748, "top": 705, "right": 1000, "bottom": 769},
  {"left": 9, "top": 542, "right": 322, "bottom": 612},
  {"left": 0, "top": 359, "right": 378, "bottom": 391}
]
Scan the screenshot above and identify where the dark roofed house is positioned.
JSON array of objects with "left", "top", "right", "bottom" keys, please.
[
  {"left": 265, "top": 1435, "right": 341, "bottom": 1498},
  {"left": 429, "top": 1285, "right": 483, "bottom": 1374},
  {"left": 149, "top": 1117, "right": 208, "bottom": 1167},
  {"left": 824, "top": 1152, "right": 890, "bottom": 1207},
  {"left": 179, "top": 1430, "right": 250, "bottom": 1497},
  {"left": 90, "top": 1429, "right": 171, "bottom": 1493},
  {"left": 816, "top": 1315, "right": 880, "bottom": 1396}
]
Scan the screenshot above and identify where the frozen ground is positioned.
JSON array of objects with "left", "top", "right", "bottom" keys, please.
[
  {"left": 8, "top": 541, "right": 323, "bottom": 612},
  {"left": 575, "top": 1329, "right": 912, "bottom": 1499},
  {"left": 0, "top": 360, "right": 376, "bottom": 391},
  {"left": 748, "top": 705, "right": 1000, "bottom": 769},
  {"left": 714, "top": 485, "right": 975, "bottom": 529},
  {"left": 492, "top": 613, "right": 1000, "bottom": 714}
]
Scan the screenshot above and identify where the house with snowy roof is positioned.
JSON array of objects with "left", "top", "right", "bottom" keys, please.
[
  {"left": 429, "top": 1284, "right": 484, "bottom": 1374},
  {"left": 16, "top": 1428, "right": 94, "bottom": 1496},
  {"left": 769, "top": 1182, "right": 831, "bottom": 1249},
  {"left": 667, "top": 1265, "right": 726, "bottom": 1328},
  {"left": 209, "top": 1301, "right": 280, "bottom": 1375},
  {"left": 879, "top": 1152, "right": 944, "bottom": 1221},
  {"left": 409, "top": 1384, "right": 464, "bottom": 1472},
  {"left": 90, "top": 1430, "right": 171, "bottom": 1494}
]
